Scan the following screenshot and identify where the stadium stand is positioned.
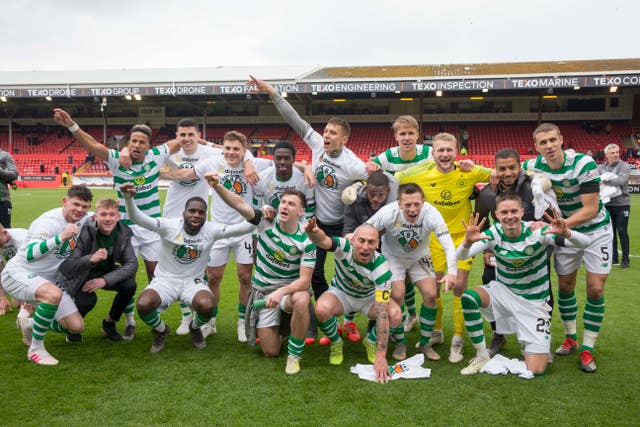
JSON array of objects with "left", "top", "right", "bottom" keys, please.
[{"left": 1, "top": 120, "right": 632, "bottom": 176}]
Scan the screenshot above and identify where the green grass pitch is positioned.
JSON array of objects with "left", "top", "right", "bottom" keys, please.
[{"left": 0, "top": 188, "right": 638, "bottom": 426}]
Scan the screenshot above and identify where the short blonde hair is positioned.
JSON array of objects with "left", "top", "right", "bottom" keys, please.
[
  {"left": 95, "top": 198, "right": 119, "bottom": 211},
  {"left": 432, "top": 132, "right": 458, "bottom": 149},
  {"left": 392, "top": 115, "right": 419, "bottom": 133}
]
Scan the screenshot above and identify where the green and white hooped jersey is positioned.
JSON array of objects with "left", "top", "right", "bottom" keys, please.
[
  {"left": 5, "top": 208, "right": 88, "bottom": 282},
  {"left": 251, "top": 217, "right": 316, "bottom": 293},
  {"left": 522, "top": 150, "right": 609, "bottom": 233},
  {"left": 108, "top": 145, "right": 171, "bottom": 226},
  {"left": 479, "top": 222, "right": 555, "bottom": 301},
  {"left": 252, "top": 167, "right": 315, "bottom": 220},
  {"left": 329, "top": 237, "right": 391, "bottom": 299},
  {"left": 373, "top": 144, "right": 433, "bottom": 173},
  {"left": 163, "top": 144, "right": 221, "bottom": 218}
]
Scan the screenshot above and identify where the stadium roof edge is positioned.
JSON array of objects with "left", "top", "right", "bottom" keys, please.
[
  {"left": 305, "top": 58, "right": 640, "bottom": 79},
  {"left": 1, "top": 59, "right": 638, "bottom": 86},
  {"left": 0, "top": 65, "right": 320, "bottom": 85}
]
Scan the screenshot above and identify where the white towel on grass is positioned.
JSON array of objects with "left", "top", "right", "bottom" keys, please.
[
  {"left": 350, "top": 354, "right": 431, "bottom": 381},
  {"left": 480, "top": 354, "right": 534, "bottom": 380}
]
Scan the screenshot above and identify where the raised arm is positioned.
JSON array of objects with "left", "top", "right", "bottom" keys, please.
[
  {"left": 456, "top": 213, "right": 490, "bottom": 260},
  {"left": 120, "top": 183, "right": 161, "bottom": 232},
  {"left": 25, "top": 223, "right": 79, "bottom": 263},
  {"left": 303, "top": 217, "right": 333, "bottom": 250},
  {"left": 205, "top": 172, "right": 256, "bottom": 221},
  {"left": 543, "top": 209, "right": 591, "bottom": 249},
  {"left": 53, "top": 108, "right": 109, "bottom": 161},
  {"left": 248, "top": 75, "right": 313, "bottom": 139}
]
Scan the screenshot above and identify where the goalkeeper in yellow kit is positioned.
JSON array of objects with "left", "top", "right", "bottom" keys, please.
[{"left": 396, "top": 132, "right": 492, "bottom": 363}]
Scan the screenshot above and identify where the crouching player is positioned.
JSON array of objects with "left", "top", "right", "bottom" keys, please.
[
  {"left": 306, "top": 219, "right": 402, "bottom": 383},
  {"left": 209, "top": 172, "right": 315, "bottom": 375},
  {"left": 120, "top": 183, "right": 257, "bottom": 353},
  {"left": 1, "top": 185, "right": 92, "bottom": 365},
  {"left": 367, "top": 183, "right": 457, "bottom": 361},
  {"left": 457, "top": 193, "right": 589, "bottom": 376}
]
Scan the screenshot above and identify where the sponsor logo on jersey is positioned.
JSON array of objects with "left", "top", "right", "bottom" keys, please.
[
  {"left": 511, "top": 258, "right": 525, "bottom": 268},
  {"left": 316, "top": 164, "right": 338, "bottom": 189},
  {"left": 552, "top": 186, "right": 565, "bottom": 198},
  {"left": 274, "top": 249, "right": 286, "bottom": 262},
  {"left": 134, "top": 175, "right": 146, "bottom": 186},
  {"left": 173, "top": 245, "right": 201, "bottom": 264}
]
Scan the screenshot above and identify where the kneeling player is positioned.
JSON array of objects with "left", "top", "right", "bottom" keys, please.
[
  {"left": 210, "top": 176, "right": 315, "bottom": 375},
  {"left": 120, "top": 183, "right": 257, "bottom": 353},
  {"left": 457, "top": 193, "right": 589, "bottom": 375},
  {"left": 367, "top": 183, "right": 457, "bottom": 361},
  {"left": 307, "top": 220, "right": 402, "bottom": 383}
]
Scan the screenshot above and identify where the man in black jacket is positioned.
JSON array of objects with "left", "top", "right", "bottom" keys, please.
[
  {"left": 57, "top": 198, "right": 138, "bottom": 342},
  {"left": 343, "top": 171, "right": 392, "bottom": 234}
]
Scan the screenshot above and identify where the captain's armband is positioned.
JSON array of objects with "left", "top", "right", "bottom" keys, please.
[{"left": 375, "top": 289, "right": 391, "bottom": 303}]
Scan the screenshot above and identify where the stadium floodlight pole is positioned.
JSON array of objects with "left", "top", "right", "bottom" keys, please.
[
  {"left": 101, "top": 97, "right": 108, "bottom": 144},
  {"left": 203, "top": 111, "right": 207, "bottom": 140}
]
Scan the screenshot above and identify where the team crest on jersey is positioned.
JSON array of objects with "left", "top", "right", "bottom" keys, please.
[
  {"left": 288, "top": 246, "right": 299, "bottom": 256},
  {"left": 398, "top": 229, "right": 421, "bottom": 250},
  {"left": 456, "top": 179, "right": 466, "bottom": 189},
  {"left": 525, "top": 247, "right": 534, "bottom": 255},
  {"left": 178, "top": 163, "right": 198, "bottom": 188},
  {"left": 56, "top": 238, "right": 77, "bottom": 259},
  {"left": 173, "top": 245, "right": 200, "bottom": 264},
  {"left": 269, "top": 193, "right": 282, "bottom": 209},
  {"left": 361, "top": 277, "right": 374, "bottom": 287},
  {"left": 511, "top": 259, "right": 525, "bottom": 268},
  {"left": 3, "top": 246, "right": 16, "bottom": 259},
  {"left": 222, "top": 175, "right": 247, "bottom": 195},
  {"left": 440, "top": 189, "right": 452, "bottom": 200},
  {"left": 316, "top": 164, "right": 338, "bottom": 189},
  {"left": 134, "top": 175, "right": 146, "bottom": 186}
]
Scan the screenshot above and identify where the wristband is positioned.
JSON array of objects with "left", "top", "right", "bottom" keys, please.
[{"left": 68, "top": 123, "right": 80, "bottom": 133}]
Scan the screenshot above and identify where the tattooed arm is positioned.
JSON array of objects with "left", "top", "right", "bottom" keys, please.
[{"left": 373, "top": 301, "right": 391, "bottom": 383}]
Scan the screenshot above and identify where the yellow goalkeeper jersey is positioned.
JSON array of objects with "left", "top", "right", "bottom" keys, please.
[{"left": 396, "top": 162, "right": 491, "bottom": 234}]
